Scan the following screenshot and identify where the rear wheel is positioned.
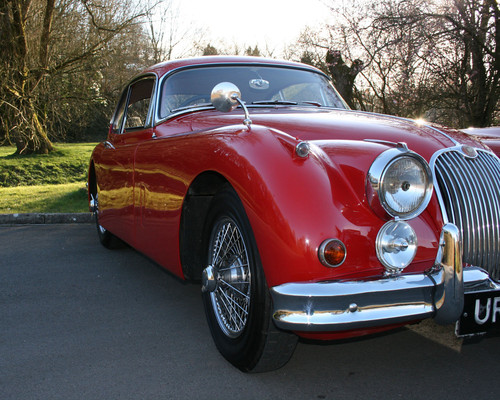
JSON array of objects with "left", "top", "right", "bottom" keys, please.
[
  {"left": 90, "top": 190, "right": 123, "bottom": 249},
  {"left": 201, "top": 187, "right": 297, "bottom": 372}
]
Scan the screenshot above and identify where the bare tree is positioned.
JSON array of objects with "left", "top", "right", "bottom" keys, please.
[
  {"left": 288, "top": 25, "right": 370, "bottom": 110},
  {"left": 420, "top": 0, "right": 499, "bottom": 127},
  {"left": 288, "top": 0, "right": 498, "bottom": 127},
  {"left": 145, "top": 0, "right": 197, "bottom": 63},
  {"left": 202, "top": 44, "right": 219, "bottom": 56},
  {"left": 0, "top": 0, "right": 150, "bottom": 154}
]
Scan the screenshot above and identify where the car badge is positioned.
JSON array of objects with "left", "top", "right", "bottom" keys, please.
[{"left": 462, "top": 145, "right": 478, "bottom": 158}]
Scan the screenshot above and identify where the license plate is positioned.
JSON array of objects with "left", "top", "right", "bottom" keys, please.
[{"left": 456, "top": 289, "right": 500, "bottom": 337}]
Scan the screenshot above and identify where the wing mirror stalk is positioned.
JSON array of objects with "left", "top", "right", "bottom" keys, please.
[{"left": 211, "top": 82, "right": 252, "bottom": 128}]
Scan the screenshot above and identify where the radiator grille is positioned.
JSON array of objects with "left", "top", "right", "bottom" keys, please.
[{"left": 434, "top": 149, "right": 500, "bottom": 281}]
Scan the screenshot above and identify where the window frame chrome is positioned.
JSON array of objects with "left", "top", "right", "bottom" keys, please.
[
  {"left": 152, "top": 62, "right": 348, "bottom": 127},
  {"left": 110, "top": 72, "right": 158, "bottom": 136}
]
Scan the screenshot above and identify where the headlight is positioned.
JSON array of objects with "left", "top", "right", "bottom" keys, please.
[
  {"left": 376, "top": 220, "right": 417, "bottom": 274},
  {"left": 367, "top": 146, "right": 433, "bottom": 220}
]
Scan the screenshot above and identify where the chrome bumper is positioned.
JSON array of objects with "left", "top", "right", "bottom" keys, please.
[{"left": 271, "top": 223, "right": 500, "bottom": 332}]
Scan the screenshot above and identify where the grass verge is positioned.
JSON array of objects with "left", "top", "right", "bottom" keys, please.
[
  {"left": 0, "top": 143, "right": 97, "bottom": 187},
  {"left": 0, "top": 182, "right": 89, "bottom": 214},
  {"left": 0, "top": 143, "right": 96, "bottom": 214}
]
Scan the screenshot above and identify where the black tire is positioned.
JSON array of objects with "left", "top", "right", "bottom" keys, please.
[
  {"left": 91, "top": 191, "right": 124, "bottom": 249},
  {"left": 201, "top": 186, "right": 297, "bottom": 372}
]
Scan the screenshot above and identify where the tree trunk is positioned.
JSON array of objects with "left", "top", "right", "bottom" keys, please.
[
  {"left": 325, "top": 50, "right": 364, "bottom": 108},
  {"left": 13, "top": 96, "right": 54, "bottom": 155},
  {"left": 1, "top": 0, "right": 55, "bottom": 154}
]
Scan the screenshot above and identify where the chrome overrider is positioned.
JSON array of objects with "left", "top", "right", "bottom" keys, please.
[{"left": 271, "top": 223, "right": 500, "bottom": 332}]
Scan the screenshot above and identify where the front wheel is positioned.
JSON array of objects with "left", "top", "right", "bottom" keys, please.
[{"left": 201, "top": 187, "right": 297, "bottom": 372}]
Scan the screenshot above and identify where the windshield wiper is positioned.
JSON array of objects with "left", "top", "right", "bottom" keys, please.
[
  {"left": 251, "top": 100, "right": 298, "bottom": 106},
  {"left": 252, "top": 100, "right": 324, "bottom": 107},
  {"left": 301, "top": 101, "right": 322, "bottom": 107},
  {"left": 170, "top": 103, "right": 213, "bottom": 113}
]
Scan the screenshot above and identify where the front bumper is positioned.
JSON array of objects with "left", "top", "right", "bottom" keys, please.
[{"left": 271, "top": 223, "right": 500, "bottom": 332}]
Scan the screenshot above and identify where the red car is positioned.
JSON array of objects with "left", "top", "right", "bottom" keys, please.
[
  {"left": 88, "top": 56, "right": 500, "bottom": 372},
  {"left": 463, "top": 127, "right": 500, "bottom": 157}
]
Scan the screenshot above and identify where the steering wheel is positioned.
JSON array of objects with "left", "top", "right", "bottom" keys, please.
[{"left": 177, "top": 95, "right": 210, "bottom": 109}]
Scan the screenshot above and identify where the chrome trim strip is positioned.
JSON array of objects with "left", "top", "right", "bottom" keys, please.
[
  {"left": 271, "top": 272, "right": 437, "bottom": 331},
  {"left": 433, "top": 223, "right": 464, "bottom": 324},
  {"left": 104, "top": 141, "right": 115, "bottom": 150},
  {"left": 463, "top": 266, "right": 500, "bottom": 292},
  {"left": 422, "top": 124, "right": 459, "bottom": 146}
]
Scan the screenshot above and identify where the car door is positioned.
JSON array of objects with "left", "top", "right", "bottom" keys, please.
[
  {"left": 132, "top": 71, "right": 202, "bottom": 273},
  {"left": 96, "top": 75, "right": 156, "bottom": 246}
]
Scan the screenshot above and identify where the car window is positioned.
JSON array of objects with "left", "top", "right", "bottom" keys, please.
[
  {"left": 123, "top": 78, "right": 155, "bottom": 131},
  {"left": 111, "top": 89, "right": 128, "bottom": 134},
  {"left": 159, "top": 66, "right": 347, "bottom": 119},
  {"left": 271, "top": 82, "right": 340, "bottom": 105}
]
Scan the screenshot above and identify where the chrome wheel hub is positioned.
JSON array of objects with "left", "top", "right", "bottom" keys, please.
[
  {"left": 202, "top": 265, "right": 216, "bottom": 293},
  {"left": 92, "top": 193, "right": 107, "bottom": 234},
  {"left": 206, "top": 218, "right": 251, "bottom": 338}
]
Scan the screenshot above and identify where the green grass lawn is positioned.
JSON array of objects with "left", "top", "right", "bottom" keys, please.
[
  {"left": 0, "top": 143, "right": 97, "bottom": 187},
  {"left": 0, "top": 143, "right": 97, "bottom": 214},
  {"left": 0, "top": 182, "right": 89, "bottom": 213}
]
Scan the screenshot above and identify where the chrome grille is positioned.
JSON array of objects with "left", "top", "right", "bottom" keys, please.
[{"left": 434, "top": 149, "right": 500, "bottom": 281}]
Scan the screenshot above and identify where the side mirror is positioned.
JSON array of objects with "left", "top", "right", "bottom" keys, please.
[
  {"left": 211, "top": 82, "right": 252, "bottom": 127},
  {"left": 211, "top": 82, "right": 241, "bottom": 112}
]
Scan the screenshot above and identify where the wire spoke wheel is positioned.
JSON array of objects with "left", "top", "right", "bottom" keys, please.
[
  {"left": 201, "top": 186, "right": 298, "bottom": 372},
  {"left": 209, "top": 217, "right": 251, "bottom": 338}
]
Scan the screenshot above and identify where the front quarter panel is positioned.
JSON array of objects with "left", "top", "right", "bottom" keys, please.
[
  {"left": 238, "top": 133, "right": 383, "bottom": 286},
  {"left": 188, "top": 126, "right": 401, "bottom": 286},
  {"left": 231, "top": 132, "right": 440, "bottom": 287}
]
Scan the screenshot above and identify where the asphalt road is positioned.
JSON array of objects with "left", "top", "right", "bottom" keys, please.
[{"left": 1, "top": 224, "right": 499, "bottom": 400}]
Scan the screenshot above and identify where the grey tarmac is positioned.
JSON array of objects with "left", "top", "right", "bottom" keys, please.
[{"left": 1, "top": 223, "right": 499, "bottom": 400}]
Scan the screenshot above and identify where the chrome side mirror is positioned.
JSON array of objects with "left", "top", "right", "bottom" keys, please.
[
  {"left": 211, "top": 82, "right": 240, "bottom": 112},
  {"left": 211, "top": 82, "right": 252, "bottom": 127}
]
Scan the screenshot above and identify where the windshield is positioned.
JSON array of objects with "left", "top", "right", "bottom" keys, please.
[{"left": 159, "top": 65, "right": 347, "bottom": 118}]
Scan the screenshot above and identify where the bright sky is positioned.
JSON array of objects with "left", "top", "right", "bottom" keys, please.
[{"left": 173, "top": 0, "right": 331, "bottom": 55}]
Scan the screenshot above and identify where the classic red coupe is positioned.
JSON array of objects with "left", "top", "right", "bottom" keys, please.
[
  {"left": 463, "top": 126, "right": 500, "bottom": 157},
  {"left": 88, "top": 56, "right": 500, "bottom": 372}
]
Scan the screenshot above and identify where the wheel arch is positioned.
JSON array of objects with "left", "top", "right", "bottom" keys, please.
[{"left": 179, "top": 171, "right": 230, "bottom": 280}]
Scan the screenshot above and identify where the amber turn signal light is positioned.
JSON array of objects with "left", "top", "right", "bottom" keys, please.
[{"left": 318, "top": 239, "right": 346, "bottom": 267}]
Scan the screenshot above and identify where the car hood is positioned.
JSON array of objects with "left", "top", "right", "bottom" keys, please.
[{"left": 189, "top": 108, "right": 485, "bottom": 160}]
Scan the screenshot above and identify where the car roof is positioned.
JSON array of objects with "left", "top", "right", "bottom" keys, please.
[{"left": 143, "top": 56, "right": 322, "bottom": 77}]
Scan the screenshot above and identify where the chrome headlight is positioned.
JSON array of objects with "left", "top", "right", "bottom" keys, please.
[
  {"left": 367, "top": 146, "right": 433, "bottom": 220},
  {"left": 376, "top": 220, "right": 417, "bottom": 274}
]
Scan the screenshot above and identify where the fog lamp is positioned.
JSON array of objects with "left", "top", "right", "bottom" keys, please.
[
  {"left": 376, "top": 221, "right": 417, "bottom": 274},
  {"left": 319, "top": 239, "right": 346, "bottom": 267}
]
